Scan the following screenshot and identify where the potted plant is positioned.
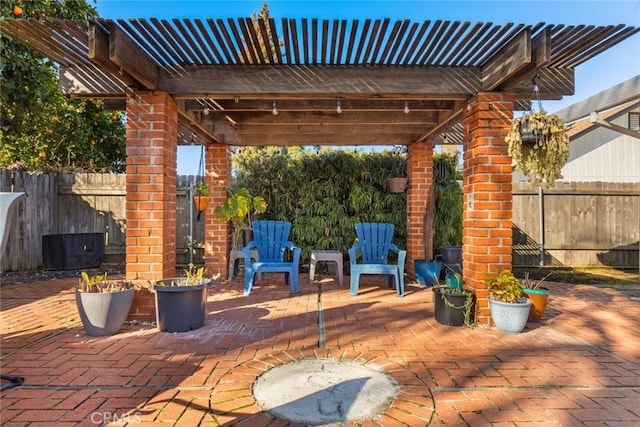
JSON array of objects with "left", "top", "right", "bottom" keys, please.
[
  {"left": 485, "top": 270, "right": 532, "bottom": 334},
  {"left": 193, "top": 180, "right": 210, "bottom": 212},
  {"left": 387, "top": 145, "right": 408, "bottom": 193},
  {"left": 432, "top": 275, "right": 475, "bottom": 327},
  {"left": 506, "top": 109, "right": 570, "bottom": 187},
  {"left": 213, "top": 187, "right": 267, "bottom": 249},
  {"left": 521, "top": 272, "right": 552, "bottom": 321},
  {"left": 387, "top": 176, "right": 408, "bottom": 193},
  {"left": 151, "top": 264, "right": 218, "bottom": 333},
  {"left": 76, "top": 272, "right": 134, "bottom": 336}
]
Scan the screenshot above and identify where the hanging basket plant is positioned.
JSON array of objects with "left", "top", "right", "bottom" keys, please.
[
  {"left": 506, "top": 75, "right": 570, "bottom": 188},
  {"left": 505, "top": 74, "right": 569, "bottom": 186},
  {"left": 193, "top": 181, "right": 210, "bottom": 212},
  {"left": 193, "top": 146, "right": 210, "bottom": 214},
  {"left": 506, "top": 109, "right": 570, "bottom": 187}
]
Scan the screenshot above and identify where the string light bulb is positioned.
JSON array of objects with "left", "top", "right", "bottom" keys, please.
[
  {"left": 203, "top": 107, "right": 210, "bottom": 115},
  {"left": 404, "top": 100, "right": 410, "bottom": 114},
  {"left": 272, "top": 100, "right": 278, "bottom": 116},
  {"left": 336, "top": 100, "right": 342, "bottom": 114}
]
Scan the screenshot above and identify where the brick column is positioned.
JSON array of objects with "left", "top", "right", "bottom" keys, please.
[
  {"left": 407, "top": 142, "right": 434, "bottom": 275},
  {"left": 124, "top": 90, "right": 178, "bottom": 322},
  {"left": 462, "top": 92, "right": 514, "bottom": 325},
  {"left": 203, "top": 144, "right": 232, "bottom": 277}
]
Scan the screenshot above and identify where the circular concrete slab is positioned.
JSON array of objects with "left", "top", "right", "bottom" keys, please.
[{"left": 252, "top": 359, "right": 399, "bottom": 424}]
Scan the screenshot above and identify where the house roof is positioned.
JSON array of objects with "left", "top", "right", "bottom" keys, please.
[
  {"left": 566, "top": 99, "right": 639, "bottom": 137},
  {"left": 2, "top": 17, "right": 638, "bottom": 146},
  {"left": 556, "top": 75, "right": 640, "bottom": 123}
]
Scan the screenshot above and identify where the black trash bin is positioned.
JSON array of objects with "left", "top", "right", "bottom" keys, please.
[{"left": 42, "top": 233, "right": 104, "bottom": 270}]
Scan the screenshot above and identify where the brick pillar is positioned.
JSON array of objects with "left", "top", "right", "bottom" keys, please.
[
  {"left": 124, "top": 90, "right": 178, "bottom": 322},
  {"left": 203, "top": 144, "right": 232, "bottom": 277},
  {"left": 407, "top": 142, "right": 434, "bottom": 275},
  {"left": 462, "top": 92, "right": 514, "bottom": 325}
]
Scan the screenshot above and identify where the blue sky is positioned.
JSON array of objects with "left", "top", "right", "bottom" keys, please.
[{"left": 94, "top": 0, "right": 640, "bottom": 174}]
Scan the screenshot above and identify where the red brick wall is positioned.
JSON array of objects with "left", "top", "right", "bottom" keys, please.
[
  {"left": 204, "top": 144, "right": 232, "bottom": 277},
  {"left": 462, "top": 92, "right": 514, "bottom": 324},
  {"left": 407, "top": 142, "right": 434, "bottom": 273},
  {"left": 124, "top": 90, "right": 178, "bottom": 322}
]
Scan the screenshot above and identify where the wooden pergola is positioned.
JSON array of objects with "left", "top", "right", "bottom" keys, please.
[
  {"left": 4, "top": 17, "right": 637, "bottom": 144},
  {"left": 2, "top": 16, "right": 637, "bottom": 323}
]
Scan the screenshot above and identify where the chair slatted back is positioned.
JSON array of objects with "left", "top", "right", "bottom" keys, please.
[
  {"left": 251, "top": 220, "right": 292, "bottom": 262},
  {"left": 355, "top": 223, "right": 395, "bottom": 264}
]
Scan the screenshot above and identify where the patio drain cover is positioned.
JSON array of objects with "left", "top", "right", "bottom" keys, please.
[{"left": 252, "top": 359, "right": 398, "bottom": 424}]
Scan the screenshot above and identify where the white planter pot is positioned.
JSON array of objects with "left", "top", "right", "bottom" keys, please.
[{"left": 488, "top": 298, "right": 532, "bottom": 334}]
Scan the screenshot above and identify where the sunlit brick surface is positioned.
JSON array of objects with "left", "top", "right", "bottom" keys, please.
[{"left": 1, "top": 274, "right": 639, "bottom": 425}]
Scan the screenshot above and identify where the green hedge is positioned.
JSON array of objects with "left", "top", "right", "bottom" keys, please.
[{"left": 231, "top": 147, "right": 462, "bottom": 263}]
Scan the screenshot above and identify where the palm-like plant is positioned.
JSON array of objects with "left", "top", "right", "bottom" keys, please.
[{"left": 213, "top": 187, "right": 267, "bottom": 249}]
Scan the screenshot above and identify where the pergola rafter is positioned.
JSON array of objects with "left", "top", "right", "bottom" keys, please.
[{"left": 2, "top": 16, "right": 637, "bottom": 146}]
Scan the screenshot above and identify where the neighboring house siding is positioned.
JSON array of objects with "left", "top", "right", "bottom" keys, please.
[{"left": 560, "top": 107, "right": 640, "bottom": 182}]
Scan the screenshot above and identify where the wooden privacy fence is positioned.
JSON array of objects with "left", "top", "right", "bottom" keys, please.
[
  {"left": 1, "top": 171, "right": 638, "bottom": 271},
  {"left": 513, "top": 181, "right": 639, "bottom": 268},
  {"left": 0, "top": 170, "right": 204, "bottom": 272}
]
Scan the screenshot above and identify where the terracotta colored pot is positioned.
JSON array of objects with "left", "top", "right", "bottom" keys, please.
[
  {"left": 387, "top": 177, "right": 408, "bottom": 193},
  {"left": 523, "top": 287, "right": 550, "bottom": 320},
  {"left": 193, "top": 195, "right": 210, "bottom": 212}
]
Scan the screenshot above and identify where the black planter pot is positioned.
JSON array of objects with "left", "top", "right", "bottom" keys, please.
[
  {"left": 439, "top": 246, "right": 462, "bottom": 265},
  {"left": 153, "top": 279, "right": 211, "bottom": 332},
  {"left": 242, "top": 229, "right": 254, "bottom": 247},
  {"left": 432, "top": 287, "right": 475, "bottom": 327},
  {"left": 519, "top": 121, "right": 543, "bottom": 145},
  {"left": 439, "top": 246, "right": 462, "bottom": 278}
]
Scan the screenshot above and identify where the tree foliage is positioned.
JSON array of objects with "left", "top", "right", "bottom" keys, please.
[
  {"left": 1, "top": 0, "right": 126, "bottom": 173},
  {"left": 243, "top": 1, "right": 283, "bottom": 63}
]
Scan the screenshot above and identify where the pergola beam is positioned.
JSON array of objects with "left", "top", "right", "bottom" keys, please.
[
  {"left": 158, "top": 65, "right": 481, "bottom": 96},
  {"left": 217, "top": 132, "right": 421, "bottom": 146},
  {"left": 108, "top": 26, "right": 159, "bottom": 89},
  {"left": 206, "top": 111, "right": 440, "bottom": 125},
  {"left": 88, "top": 24, "right": 138, "bottom": 87}
]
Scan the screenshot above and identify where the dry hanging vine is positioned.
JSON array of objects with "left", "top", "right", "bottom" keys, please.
[{"left": 506, "top": 75, "right": 570, "bottom": 187}]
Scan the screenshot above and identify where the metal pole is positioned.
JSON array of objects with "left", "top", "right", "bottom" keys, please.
[
  {"left": 189, "top": 180, "right": 194, "bottom": 265},
  {"left": 538, "top": 185, "right": 544, "bottom": 266}
]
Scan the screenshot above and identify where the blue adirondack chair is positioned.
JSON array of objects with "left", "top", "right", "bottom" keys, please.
[
  {"left": 348, "top": 223, "right": 407, "bottom": 297},
  {"left": 243, "top": 220, "right": 301, "bottom": 295}
]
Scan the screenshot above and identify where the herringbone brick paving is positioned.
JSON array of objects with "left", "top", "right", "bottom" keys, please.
[{"left": 1, "top": 273, "right": 639, "bottom": 425}]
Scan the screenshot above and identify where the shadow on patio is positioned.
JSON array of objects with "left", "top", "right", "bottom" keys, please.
[{"left": 1, "top": 273, "right": 639, "bottom": 425}]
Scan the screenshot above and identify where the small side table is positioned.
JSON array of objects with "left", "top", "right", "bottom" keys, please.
[
  {"left": 228, "top": 249, "right": 260, "bottom": 281},
  {"left": 309, "top": 250, "right": 343, "bottom": 286}
]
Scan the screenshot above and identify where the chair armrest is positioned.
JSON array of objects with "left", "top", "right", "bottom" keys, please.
[
  {"left": 284, "top": 241, "right": 302, "bottom": 264},
  {"left": 243, "top": 242, "right": 257, "bottom": 260},
  {"left": 397, "top": 249, "right": 407, "bottom": 270},
  {"left": 389, "top": 243, "right": 400, "bottom": 254},
  {"left": 348, "top": 242, "right": 363, "bottom": 265}
]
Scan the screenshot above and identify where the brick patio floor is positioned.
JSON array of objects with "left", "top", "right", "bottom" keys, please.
[{"left": 1, "top": 273, "right": 639, "bottom": 426}]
